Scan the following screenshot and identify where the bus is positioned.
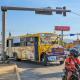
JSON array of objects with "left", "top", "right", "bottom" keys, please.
[{"left": 6, "top": 33, "right": 65, "bottom": 65}]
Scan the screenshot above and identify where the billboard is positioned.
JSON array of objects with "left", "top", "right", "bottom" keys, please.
[{"left": 55, "top": 26, "right": 70, "bottom": 31}]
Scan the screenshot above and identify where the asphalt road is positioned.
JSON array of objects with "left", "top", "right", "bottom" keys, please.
[{"left": 14, "top": 61, "right": 64, "bottom": 80}]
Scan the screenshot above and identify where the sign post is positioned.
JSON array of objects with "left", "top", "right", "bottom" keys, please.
[{"left": 55, "top": 26, "right": 70, "bottom": 46}]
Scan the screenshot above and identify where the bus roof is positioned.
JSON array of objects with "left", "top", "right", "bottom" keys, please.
[{"left": 7, "top": 32, "right": 58, "bottom": 39}]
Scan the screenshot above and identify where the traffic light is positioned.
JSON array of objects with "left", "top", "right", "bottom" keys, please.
[
  {"left": 63, "top": 6, "right": 66, "bottom": 16},
  {"left": 56, "top": 6, "right": 67, "bottom": 16},
  {"left": 56, "top": 7, "right": 62, "bottom": 14},
  {"left": 35, "top": 7, "right": 52, "bottom": 15},
  {"left": 35, "top": 10, "right": 52, "bottom": 15}
]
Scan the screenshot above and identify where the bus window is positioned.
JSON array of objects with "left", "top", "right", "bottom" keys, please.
[
  {"left": 6, "top": 39, "right": 13, "bottom": 47},
  {"left": 20, "top": 37, "right": 26, "bottom": 46},
  {"left": 26, "top": 37, "right": 34, "bottom": 46},
  {"left": 40, "top": 33, "right": 58, "bottom": 44},
  {"left": 20, "top": 42, "right": 25, "bottom": 46},
  {"left": 6, "top": 40, "right": 9, "bottom": 47},
  {"left": 13, "top": 37, "right": 20, "bottom": 47},
  {"left": 13, "top": 43, "right": 20, "bottom": 47}
]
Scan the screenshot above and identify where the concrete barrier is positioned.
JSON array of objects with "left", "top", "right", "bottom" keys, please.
[{"left": 0, "top": 63, "right": 21, "bottom": 80}]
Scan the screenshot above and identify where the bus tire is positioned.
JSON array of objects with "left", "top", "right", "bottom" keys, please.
[
  {"left": 41, "top": 53, "right": 47, "bottom": 66},
  {"left": 13, "top": 52, "right": 20, "bottom": 61}
]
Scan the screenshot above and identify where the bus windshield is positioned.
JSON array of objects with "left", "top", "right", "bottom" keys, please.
[{"left": 40, "top": 33, "right": 58, "bottom": 44}]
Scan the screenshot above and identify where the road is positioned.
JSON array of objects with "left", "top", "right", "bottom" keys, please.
[{"left": 14, "top": 61, "right": 64, "bottom": 80}]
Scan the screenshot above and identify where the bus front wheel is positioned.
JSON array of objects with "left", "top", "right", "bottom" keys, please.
[{"left": 13, "top": 53, "right": 20, "bottom": 61}]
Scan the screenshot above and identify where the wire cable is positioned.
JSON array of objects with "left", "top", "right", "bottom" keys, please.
[{"left": 71, "top": 11, "right": 80, "bottom": 16}]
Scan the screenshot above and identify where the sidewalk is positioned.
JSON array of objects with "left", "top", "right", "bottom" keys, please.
[{"left": 0, "top": 63, "right": 21, "bottom": 80}]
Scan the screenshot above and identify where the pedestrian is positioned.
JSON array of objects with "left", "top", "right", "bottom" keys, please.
[{"left": 65, "top": 49, "right": 80, "bottom": 80}]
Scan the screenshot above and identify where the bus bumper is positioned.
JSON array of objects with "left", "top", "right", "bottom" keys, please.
[{"left": 47, "top": 55, "right": 65, "bottom": 64}]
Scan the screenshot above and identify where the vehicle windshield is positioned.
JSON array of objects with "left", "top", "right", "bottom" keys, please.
[{"left": 40, "top": 33, "right": 58, "bottom": 44}]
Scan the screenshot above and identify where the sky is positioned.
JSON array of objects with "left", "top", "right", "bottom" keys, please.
[{"left": 0, "top": 0, "right": 80, "bottom": 40}]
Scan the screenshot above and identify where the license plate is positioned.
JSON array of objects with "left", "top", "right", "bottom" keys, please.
[{"left": 48, "top": 56, "right": 57, "bottom": 61}]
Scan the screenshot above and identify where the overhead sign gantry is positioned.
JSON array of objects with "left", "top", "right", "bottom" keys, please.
[{"left": 1, "top": 6, "right": 71, "bottom": 61}]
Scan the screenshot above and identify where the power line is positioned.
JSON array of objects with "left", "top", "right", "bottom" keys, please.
[
  {"left": 59, "top": 33, "right": 80, "bottom": 36},
  {"left": 71, "top": 11, "right": 80, "bottom": 16}
]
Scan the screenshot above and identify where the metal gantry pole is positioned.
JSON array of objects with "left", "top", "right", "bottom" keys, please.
[
  {"left": 2, "top": 11, "right": 6, "bottom": 61},
  {"left": 61, "top": 30, "right": 63, "bottom": 41},
  {"left": 0, "top": 6, "right": 71, "bottom": 62},
  {"left": 61, "top": 30, "right": 64, "bottom": 46}
]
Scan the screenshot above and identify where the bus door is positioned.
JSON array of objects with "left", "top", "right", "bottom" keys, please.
[
  {"left": 7, "top": 39, "right": 12, "bottom": 57},
  {"left": 34, "top": 37, "right": 39, "bottom": 61}
]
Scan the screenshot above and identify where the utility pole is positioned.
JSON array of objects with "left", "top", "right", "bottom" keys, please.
[
  {"left": 61, "top": 30, "right": 64, "bottom": 46},
  {"left": 1, "top": 8, "right": 7, "bottom": 61}
]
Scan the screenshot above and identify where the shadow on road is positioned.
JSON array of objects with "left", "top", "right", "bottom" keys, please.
[
  {"left": 13, "top": 60, "right": 61, "bottom": 68},
  {"left": 39, "top": 72, "right": 63, "bottom": 78},
  {"left": 20, "top": 68, "right": 63, "bottom": 80},
  {"left": 11, "top": 60, "right": 63, "bottom": 80}
]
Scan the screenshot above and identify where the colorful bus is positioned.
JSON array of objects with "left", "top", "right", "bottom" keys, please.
[{"left": 6, "top": 33, "right": 65, "bottom": 65}]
